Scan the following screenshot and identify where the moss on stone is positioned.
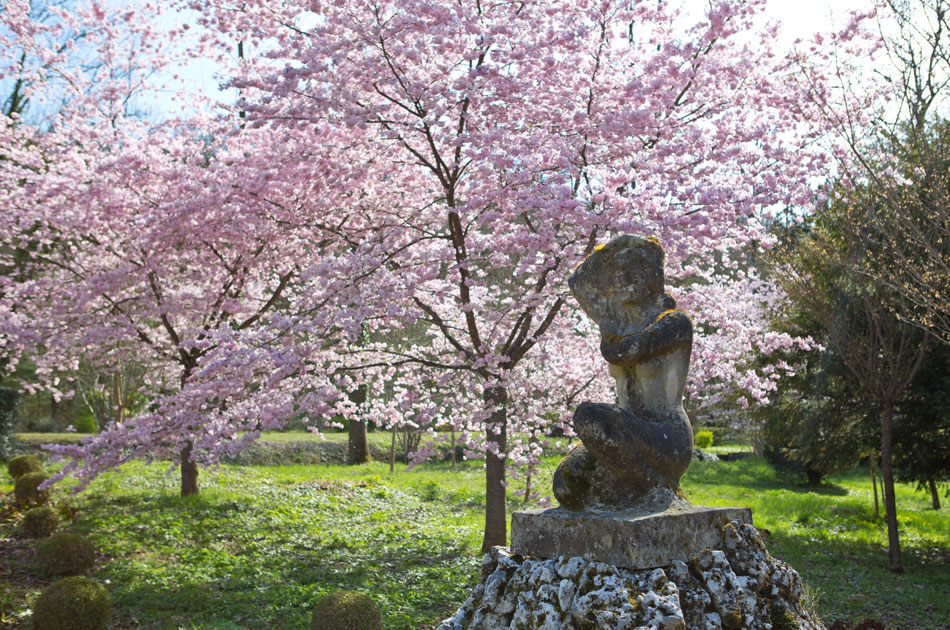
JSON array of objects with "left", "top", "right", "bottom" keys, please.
[{"left": 770, "top": 605, "right": 798, "bottom": 630}]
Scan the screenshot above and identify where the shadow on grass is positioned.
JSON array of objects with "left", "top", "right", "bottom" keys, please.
[
  {"left": 74, "top": 479, "right": 480, "bottom": 630},
  {"left": 768, "top": 528, "right": 950, "bottom": 629}
]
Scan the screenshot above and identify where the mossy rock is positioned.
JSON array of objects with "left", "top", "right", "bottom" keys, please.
[
  {"left": 36, "top": 534, "right": 96, "bottom": 576},
  {"left": 33, "top": 576, "right": 111, "bottom": 630},
  {"left": 7, "top": 454, "right": 43, "bottom": 480},
  {"left": 22, "top": 506, "right": 60, "bottom": 538},
  {"left": 310, "top": 590, "right": 381, "bottom": 630},
  {"left": 14, "top": 472, "right": 50, "bottom": 508}
]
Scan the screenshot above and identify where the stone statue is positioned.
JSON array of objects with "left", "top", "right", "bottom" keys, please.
[
  {"left": 553, "top": 235, "right": 693, "bottom": 510},
  {"left": 444, "top": 235, "right": 810, "bottom": 630}
]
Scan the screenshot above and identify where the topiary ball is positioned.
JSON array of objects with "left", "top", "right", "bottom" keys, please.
[
  {"left": 310, "top": 590, "right": 381, "bottom": 630},
  {"left": 695, "top": 430, "right": 714, "bottom": 450},
  {"left": 22, "top": 506, "right": 60, "bottom": 538},
  {"left": 14, "top": 472, "right": 50, "bottom": 508},
  {"left": 36, "top": 534, "right": 96, "bottom": 576},
  {"left": 7, "top": 454, "right": 43, "bottom": 480},
  {"left": 33, "top": 576, "right": 111, "bottom": 630}
]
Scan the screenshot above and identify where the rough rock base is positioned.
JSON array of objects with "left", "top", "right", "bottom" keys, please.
[
  {"left": 511, "top": 494, "right": 752, "bottom": 569},
  {"left": 437, "top": 521, "right": 825, "bottom": 630}
]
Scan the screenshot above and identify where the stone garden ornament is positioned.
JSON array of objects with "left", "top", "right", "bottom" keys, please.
[
  {"left": 438, "top": 236, "right": 829, "bottom": 630},
  {"left": 553, "top": 235, "right": 694, "bottom": 510}
]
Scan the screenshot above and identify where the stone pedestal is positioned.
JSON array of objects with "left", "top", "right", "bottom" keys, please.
[
  {"left": 510, "top": 501, "right": 752, "bottom": 570},
  {"left": 436, "top": 520, "right": 827, "bottom": 630}
]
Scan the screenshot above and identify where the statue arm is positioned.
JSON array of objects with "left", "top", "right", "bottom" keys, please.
[{"left": 600, "top": 310, "right": 692, "bottom": 365}]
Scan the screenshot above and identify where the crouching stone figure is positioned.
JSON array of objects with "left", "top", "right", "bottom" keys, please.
[{"left": 553, "top": 235, "right": 694, "bottom": 510}]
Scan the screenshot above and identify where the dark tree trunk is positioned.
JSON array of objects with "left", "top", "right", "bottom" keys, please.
[
  {"left": 929, "top": 479, "right": 941, "bottom": 510},
  {"left": 179, "top": 361, "right": 199, "bottom": 497},
  {"left": 451, "top": 428, "right": 457, "bottom": 470},
  {"left": 482, "top": 385, "right": 508, "bottom": 553},
  {"left": 806, "top": 468, "right": 823, "bottom": 487},
  {"left": 877, "top": 468, "right": 885, "bottom": 513},
  {"left": 347, "top": 385, "right": 371, "bottom": 465},
  {"left": 389, "top": 429, "right": 396, "bottom": 473},
  {"left": 870, "top": 457, "right": 880, "bottom": 519},
  {"left": 181, "top": 441, "right": 199, "bottom": 496},
  {"left": 347, "top": 420, "right": 371, "bottom": 465},
  {"left": 880, "top": 404, "right": 903, "bottom": 573}
]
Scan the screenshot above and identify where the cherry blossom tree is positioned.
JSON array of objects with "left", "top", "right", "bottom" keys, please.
[
  {"left": 0, "top": 2, "right": 375, "bottom": 495},
  {"left": 188, "top": 0, "right": 833, "bottom": 550}
]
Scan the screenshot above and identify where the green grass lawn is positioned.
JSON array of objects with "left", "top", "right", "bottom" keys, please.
[{"left": 2, "top": 442, "right": 948, "bottom": 629}]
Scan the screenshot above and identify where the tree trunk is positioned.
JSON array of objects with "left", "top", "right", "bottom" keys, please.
[
  {"left": 870, "top": 457, "right": 880, "bottom": 519},
  {"left": 181, "top": 441, "right": 199, "bottom": 496},
  {"left": 389, "top": 429, "right": 396, "bottom": 473},
  {"left": 112, "top": 370, "right": 124, "bottom": 425},
  {"left": 877, "top": 468, "right": 885, "bottom": 512},
  {"left": 482, "top": 385, "right": 508, "bottom": 552},
  {"left": 179, "top": 362, "right": 198, "bottom": 497},
  {"left": 451, "top": 428, "right": 457, "bottom": 470},
  {"left": 347, "top": 385, "right": 371, "bottom": 465},
  {"left": 880, "top": 404, "right": 903, "bottom": 573},
  {"left": 929, "top": 479, "right": 941, "bottom": 510},
  {"left": 347, "top": 420, "right": 371, "bottom": 465}
]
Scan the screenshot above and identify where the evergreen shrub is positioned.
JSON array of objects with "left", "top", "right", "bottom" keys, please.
[
  {"left": 22, "top": 506, "right": 60, "bottom": 538},
  {"left": 310, "top": 590, "right": 381, "bottom": 630},
  {"left": 7, "top": 454, "right": 43, "bottom": 479},
  {"left": 72, "top": 412, "right": 98, "bottom": 434},
  {"left": 32, "top": 576, "right": 111, "bottom": 630},
  {"left": 695, "top": 430, "right": 714, "bottom": 449},
  {"left": 36, "top": 534, "right": 96, "bottom": 576},
  {"left": 14, "top": 471, "right": 50, "bottom": 507}
]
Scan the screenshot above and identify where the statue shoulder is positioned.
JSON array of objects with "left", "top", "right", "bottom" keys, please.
[{"left": 653, "top": 309, "right": 693, "bottom": 336}]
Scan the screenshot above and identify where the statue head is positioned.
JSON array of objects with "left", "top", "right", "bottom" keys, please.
[{"left": 569, "top": 235, "right": 668, "bottom": 331}]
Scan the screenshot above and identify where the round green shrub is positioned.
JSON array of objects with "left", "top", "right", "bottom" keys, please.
[
  {"left": 36, "top": 534, "right": 96, "bottom": 576},
  {"left": 33, "top": 576, "right": 111, "bottom": 630},
  {"left": 695, "top": 430, "right": 714, "bottom": 450},
  {"left": 14, "top": 472, "right": 50, "bottom": 508},
  {"left": 71, "top": 413, "right": 98, "bottom": 434},
  {"left": 310, "top": 590, "right": 381, "bottom": 630},
  {"left": 22, "top": 506, "right": 60, "bottom": 538},
  {"left": 7, "top": 454, "right": 43, "bottom": 480}
]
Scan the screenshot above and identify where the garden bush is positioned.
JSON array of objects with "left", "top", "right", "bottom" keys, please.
[
  {"left": 72, "top": 412, "right": 98, "bottom": 434},
  {"left": 310, "top": 590, "right": 381, "bottom": 630},
  {"left": 7, "top": 453, "right": 42, "bottom": 480},
  {"left": 13, "top": 471, "right": 50, "bottom": 507},
  {"left": 32, "top": 576, "right": 111, "bottom": 630},
  {"left": 36, "top": 534, "right": 96, "bottom": 576},
  {"left": 695, "top": 430, "right": 714, "bottom": 449},
  {"left": 21, "top": 506, "right": 59, "bottom": 538}
]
